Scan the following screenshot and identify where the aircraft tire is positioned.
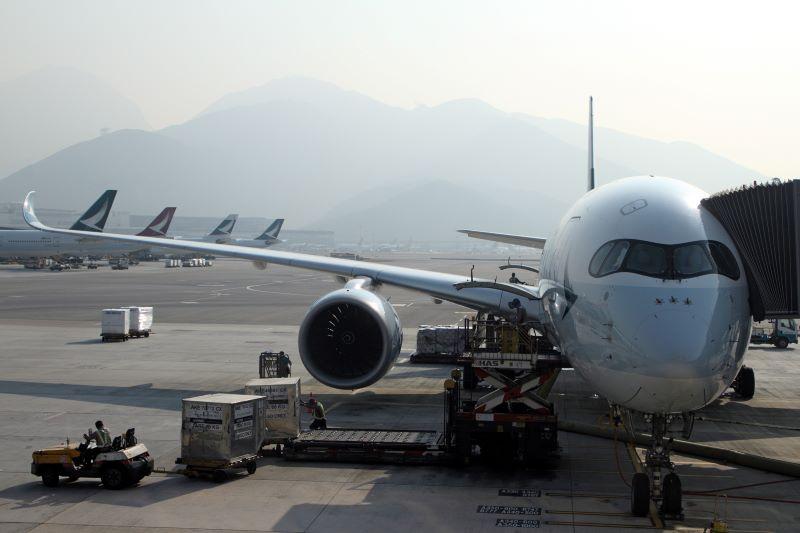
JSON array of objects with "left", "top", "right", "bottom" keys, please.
[
  {"left": 737, "top": 366, "right": 755, "bottom": 400},
  {"left": 661, "top": 473, "right": 682, "bottom": 515},
  {"left": 630, "top": 472, "right": 650, "bottom": 517}
]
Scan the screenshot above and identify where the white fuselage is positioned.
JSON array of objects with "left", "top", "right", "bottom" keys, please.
[
  {"left": 0, "top": 229, "right": 147, "bottom": 258},
  {"left": 0, "top": 229, "right": 156, "bottom": 259},
  {"left": 538, "top": 176, "right": 751, "bottom": 414}
]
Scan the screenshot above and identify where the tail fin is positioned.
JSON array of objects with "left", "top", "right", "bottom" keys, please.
[
  {"left": 588, "top": 96, "right": 595, "bottom": 191},
  {"left": 136, "top": 207, "right": 177, "bottom": 237},
  {"left": 256, "top": 218, "right": 284, "bottom": 241},
  {"left": 208, "top": 214, "right": 238, "bottom": 236},
  {"left": 70, "top": 190, "right": 117, "bottom": 232}
]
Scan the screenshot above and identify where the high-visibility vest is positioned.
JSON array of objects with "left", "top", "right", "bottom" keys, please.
[{"left": 313, "top": 402, "right": 325, "bottom": 420}]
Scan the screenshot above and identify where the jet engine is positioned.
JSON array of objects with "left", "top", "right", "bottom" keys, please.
[{"left": 298, "top": 279, "right": 402, "bottom": 389}]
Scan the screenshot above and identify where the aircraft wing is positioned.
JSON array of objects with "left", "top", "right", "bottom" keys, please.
[
  {"left": 23, "top": 192, "right": 542, "bottom": 321},
  {"left": 458, "top": 229, "right": 547, "bottom": 249}
]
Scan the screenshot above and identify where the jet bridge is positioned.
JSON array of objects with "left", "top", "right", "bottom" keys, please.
[{"left": 702, "top": 179, "right": 800, "bottom": 320}]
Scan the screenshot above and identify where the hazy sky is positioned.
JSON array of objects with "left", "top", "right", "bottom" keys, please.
[{"left": 1, "top": 0, "right": 797, "bottom": 176}]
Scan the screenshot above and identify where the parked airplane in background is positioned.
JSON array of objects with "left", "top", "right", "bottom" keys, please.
[
  {"left": 0, "top": 190, "right": 117, "bottom": 259},
  {"left": 21, "top": 100, "right": 775, "bottom": 518},
  {"left": 0, "top": 192, "right": 177, "bottom": 260},
  {"left": 194, "top": 214, "right": 238, "bottom": 244},
  {"left": 230, "top": 218, "right": 284, "bottom": 248}
]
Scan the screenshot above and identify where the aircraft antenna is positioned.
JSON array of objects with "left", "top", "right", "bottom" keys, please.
[{"left": 588, "top": 96, "right": 595, "bottom": 191}]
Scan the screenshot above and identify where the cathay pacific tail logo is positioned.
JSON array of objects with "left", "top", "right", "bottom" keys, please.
[
  {"left": 137, "top": 207, "right": 176, "bottom": 237},
  {"left": 70, "top": 191, "right": 117, "bottom": 232},
  {"left": 210, "top": 214, "right": 238, "bottom": 236}
]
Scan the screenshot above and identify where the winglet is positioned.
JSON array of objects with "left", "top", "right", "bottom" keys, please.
[{"left": 23, "top": 191, "right": 47, "bottom": 230}]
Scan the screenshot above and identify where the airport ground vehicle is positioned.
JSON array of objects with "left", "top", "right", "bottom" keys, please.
[
  {"left": 750, "top": 319, "right": 798, "bottom": 349},
  {"left": 31, "top": 429, "right": 153, "bottom": 489},
  {"left": 111, "top": 260, "right": 130, "bottom": 270}
]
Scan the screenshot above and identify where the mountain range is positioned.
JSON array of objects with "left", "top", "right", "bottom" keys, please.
[
  {"left": 0, "top": 66, "right": 149, "bottom": 179},
  {"left": 0, "top": 74, "right": 761, "bottom": 241}
]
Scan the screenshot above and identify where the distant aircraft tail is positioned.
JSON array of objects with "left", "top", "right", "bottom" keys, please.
[
  {"left": 70, "top": 190, "right": 117, "bottom": 232},
  {"left": 256, "top": 218, "right": 284, "bottom": 241},
  {"left": 208, "top": 214, "right": 238, "bottom": 236},
  {"left": 136, "top": 207, "right": 177, "bottom": 237}
]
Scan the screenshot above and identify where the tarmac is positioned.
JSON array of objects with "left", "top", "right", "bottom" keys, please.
[{"left": 0, "top": 257, "right": 798, "bottom": 532}]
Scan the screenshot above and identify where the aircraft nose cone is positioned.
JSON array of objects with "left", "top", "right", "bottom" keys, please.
[{"left": 634, "top": 310, "right": 711, "bottom": 377}]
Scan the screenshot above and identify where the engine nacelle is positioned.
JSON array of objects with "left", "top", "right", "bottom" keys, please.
[{"left": 298, "top": 280, "right": 402, "bottom": 389}]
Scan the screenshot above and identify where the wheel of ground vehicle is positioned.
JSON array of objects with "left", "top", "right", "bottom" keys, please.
[
  {"left": 144, "top": 331, "right": 150, "bottom": 338},
  {"left": 736, "top": 366, "right": 755, "bottom": 400},
  {"left": 212, "top": 469, "right": 227, "bottom": 483},
  {"left": 775, "top": 336, "right": 789, "bottom": 349},
  {"left": 246, "top": 461, "right": 257, "bottom": 475},
  {"left": 630, "top": 472, "right": 650, "bottom": 517},
  {"left": 101, "top": 465, "right": 127, "bottom": 490},
  {"left": 41, "top": 467, "right": 60, "bottom": 487},
  {"left": 661, "top": 472, "right": 682, "bottom": 515}
]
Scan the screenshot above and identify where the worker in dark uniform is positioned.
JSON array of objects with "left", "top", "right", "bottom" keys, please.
[
  {"left": 276, "top": 351, "right": 292, "bottom": 378},
  {"left": 509, "top": 272, "right": 526, "bottom": 285},
  {"left": 302, "top": 398, "right": 327, "bottom": 430}
]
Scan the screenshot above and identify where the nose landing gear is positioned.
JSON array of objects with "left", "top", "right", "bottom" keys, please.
[{"left": 630, "top": 414, "right": 684, "bottom": 520}]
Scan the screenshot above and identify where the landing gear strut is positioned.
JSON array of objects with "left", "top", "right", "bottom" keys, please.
[{"left": 631, "top": 414, "right": 684, "bottom": 519}]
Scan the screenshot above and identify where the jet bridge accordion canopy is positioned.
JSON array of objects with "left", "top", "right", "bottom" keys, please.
[{"left": 701, "top": 180, "right": 800, "bottom": 320}]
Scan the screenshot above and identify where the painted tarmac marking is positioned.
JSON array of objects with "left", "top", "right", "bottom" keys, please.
[{"left": 477, "top": 505, "right": 541, "bottom": 515}]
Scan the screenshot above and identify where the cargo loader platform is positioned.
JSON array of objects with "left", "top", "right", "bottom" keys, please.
[{"left": 282, "top": 429, "right": 449, "bottom": 464}]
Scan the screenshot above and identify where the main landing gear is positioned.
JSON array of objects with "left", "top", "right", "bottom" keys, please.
[
  {"left": 732, "top": 365, "right": 755, "bottom": 400},
  {"left": 630, "top": 414, "right": 684, "bottom": 519}
]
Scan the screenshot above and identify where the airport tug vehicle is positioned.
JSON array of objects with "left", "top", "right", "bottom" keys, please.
[{"left": 31, "top": 428, "right": 153, "bottom": 489}]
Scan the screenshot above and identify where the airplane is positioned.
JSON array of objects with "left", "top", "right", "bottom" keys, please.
[
  {"left": 228, "top": 218, "right": 284, "bottom": 248},
  {"left": 20, "top": 99, "right": 778, "bottom": 517},
  {"left": 0, "top": 192, "right": 177, "bottom": 260},
  {"left": 196, "top": 214, "right": 238, "bottom": 244},
  {"left": 0, "top": 190, "right": 117, "bottom": 259}
]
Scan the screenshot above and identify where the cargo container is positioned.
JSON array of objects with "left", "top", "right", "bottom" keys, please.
[
  {"left": 121, "top": 306, "right": 153, "bottom": 337},
  {"left": 244, "top": 378, "right": 301, "bottom": 442},
  {"left": 101, "top": 308, "right": 130, "bottom": 342},
  {"left": 415, "top": 325, "right": 467, "bottom": 356},
  {"left": 180, "top": 394, "right": 265, "bottom": 469}
]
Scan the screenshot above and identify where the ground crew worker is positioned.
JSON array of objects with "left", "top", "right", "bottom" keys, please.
[
  {"left": 85, "top": 420, "right": 112, "bottom": 448},
  {"left": 81, "top": 420, "right": 112, "bottom": 463},
  {"left": 276, "top": 351, "right": 292, "bottom": 378},
  {"left": 302, "top": 398, "right": 327, "bottom": 430},
  {"left": 508, "top": 272, "right": 526, "bottom": 285}
]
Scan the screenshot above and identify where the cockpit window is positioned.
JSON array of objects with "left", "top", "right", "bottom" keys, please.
[
  {"left": 589, "top": 239, "right": 740, "bottom": 280},
  {"left": 674, "top": 243, "right": 713, "bottom": 276},
  {"left": 625, "top": 242, "right": 668, "bottom": 277},
  {"left": 707, "top": 241, "right": 740, "bottom": 280}
]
